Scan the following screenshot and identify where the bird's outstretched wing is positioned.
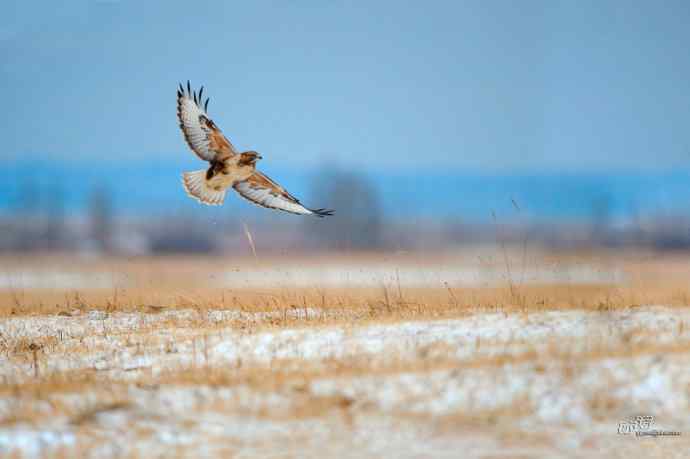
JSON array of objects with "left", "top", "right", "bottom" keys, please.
[
  {"left": 233, "top": 172, "right": 334, "bottom": 217},
  {"left": 177, "top": 81, "right": 236, "bottom": 161}
]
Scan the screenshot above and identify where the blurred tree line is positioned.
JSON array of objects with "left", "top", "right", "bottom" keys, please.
[
  {"left": 1, "top": 172, "right": 690, "bottom": 254},
  {"left": 303, "top": 169, "right": 383, "bottom": 250}
]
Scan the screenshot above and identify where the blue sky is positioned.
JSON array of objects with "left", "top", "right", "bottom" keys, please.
[{"left": 1, "top": 0, "right": 690, "bottom": 172}]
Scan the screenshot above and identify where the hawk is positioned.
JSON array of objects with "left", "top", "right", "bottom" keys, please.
[{"left": 177, "top": 82, "right": 333, "bottom": 217}]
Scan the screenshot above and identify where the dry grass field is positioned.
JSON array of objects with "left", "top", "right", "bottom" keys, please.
[{"left": 1, "top": 248, "right": 689, "bottom": 458}]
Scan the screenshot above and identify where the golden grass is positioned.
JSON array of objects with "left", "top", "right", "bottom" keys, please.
[
  {"left": 1, "top": 250, "right": 689, "bottom": 458},
  {"left": 1, "top": 250, "right": 688, "bottom": 318},
  {"left": 2, "top": 281, "right": 688, "bottom": 325}
]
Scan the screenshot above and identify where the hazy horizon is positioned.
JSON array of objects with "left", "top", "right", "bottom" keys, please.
[{"left": 2, "top": 158, "right": 689, "bottom": 222}]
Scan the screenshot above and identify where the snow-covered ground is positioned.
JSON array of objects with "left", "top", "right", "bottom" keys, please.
[
  {"left": 220, "top": 263, "right": 625, "bottom": 288},
  {"left": 1, "top": 305, "right": 689, "bottom": 457},
  {"left": 0, "top": 260, "right": 624, "bottom": 290}
]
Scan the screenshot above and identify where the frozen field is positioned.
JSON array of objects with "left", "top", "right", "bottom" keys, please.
[
  {"left": 0, "top": 252, "right": 689, "bottom": 458},
  {"left": 1, "top": 305, "right": 689, "bottom": 458},
  {"left": 0, "top": 259, "right": 624, "bottom": 290}
]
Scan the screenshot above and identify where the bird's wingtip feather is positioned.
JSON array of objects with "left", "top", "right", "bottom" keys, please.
[{"left": 312, "top": 208, "right": 334, "bottom": 217}]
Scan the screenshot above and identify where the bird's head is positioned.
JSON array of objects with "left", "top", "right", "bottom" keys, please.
[{"left": 239, "top": 150, "right": 262, "bottom": 167}]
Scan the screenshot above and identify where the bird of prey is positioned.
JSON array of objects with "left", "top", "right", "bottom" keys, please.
[{"left": 176, "top": 82, "right": 333, "bottom": 217}]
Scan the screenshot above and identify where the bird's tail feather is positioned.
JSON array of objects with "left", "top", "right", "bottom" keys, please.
[{"left": 182, "top": 170, "right": 226, "bottom": 206}]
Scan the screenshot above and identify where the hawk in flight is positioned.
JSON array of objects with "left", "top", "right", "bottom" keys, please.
[{"left": 177, "top": 82, "right": 333, "bottom": 217}]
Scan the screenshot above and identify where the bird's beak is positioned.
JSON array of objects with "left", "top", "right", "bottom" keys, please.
[{"left": 257, "top": 155, "right": 263, "bottom": 160}]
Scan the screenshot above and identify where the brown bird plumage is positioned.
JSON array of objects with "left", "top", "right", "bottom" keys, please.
[{"left": 177, "top": 82, "right": 333, "bottom": 216}]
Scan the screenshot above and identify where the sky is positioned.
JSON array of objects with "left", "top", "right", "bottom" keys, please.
[{"left": 1, "top": 0, "right": 690, "bottom": 173}]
